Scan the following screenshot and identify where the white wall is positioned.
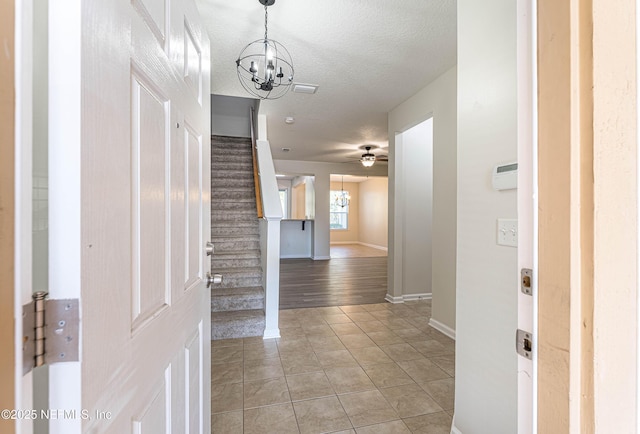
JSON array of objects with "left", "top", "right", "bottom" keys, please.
[
  {"left": 398, "top": 119, "right": 433, "bottom": 296},
  {"left": 388, "top": 67, "right": 457, "bottom": 328},
  {"left": 455, "top": 0, "right": 517, "bottom": 432},
  {"left": 358, "top": 177, "right": 388, "bottom": 249}
]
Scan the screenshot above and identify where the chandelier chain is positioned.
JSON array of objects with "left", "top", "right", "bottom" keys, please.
[{"left": 264, "top": 4, "right": 268, "bottom": 40}]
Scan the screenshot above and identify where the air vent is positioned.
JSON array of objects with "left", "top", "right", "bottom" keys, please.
[{"left": 292, "top": 83, "right": 319, "bottom": 94}]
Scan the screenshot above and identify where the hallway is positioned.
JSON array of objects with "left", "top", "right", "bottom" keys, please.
[{"left": 211, "top": 300, "right": 454, "bottom": 433}]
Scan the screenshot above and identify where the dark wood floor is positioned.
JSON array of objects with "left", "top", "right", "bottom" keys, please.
[{"left": 279, "top": 256, "right": 388, "bottom": 309}]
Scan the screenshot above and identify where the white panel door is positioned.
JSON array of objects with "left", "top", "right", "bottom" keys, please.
[{"left": 46, "top": 0, "right": 211, "bottom": 432}]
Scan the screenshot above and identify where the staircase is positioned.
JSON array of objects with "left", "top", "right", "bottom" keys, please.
[{"left": 210, "top": 135, "right": 265, "bottom": 340}]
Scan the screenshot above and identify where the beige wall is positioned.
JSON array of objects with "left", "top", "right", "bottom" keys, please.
[
  {"left": 388, "top": 67, "right": 457, "bottom": 328},
  {"left": 455, "top": 0, "right": 517, "bottom": 431},
  {"left": 358, "top": 177, "right": 388, "bottom": 248},
  {"left": 538, "top": 0, "right": 638, "bottom": 432},
  {"left": 330, "top": 181, "right": 360, "bottom": 243},
  {"left": 0, "top": 0, "right": 16, "bottom": 428}
]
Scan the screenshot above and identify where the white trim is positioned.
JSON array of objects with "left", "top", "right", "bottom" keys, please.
[
  {"left": 280, "top": 254, "right": 312, "bottom": 259},
  {"left": 450, "top": 417, "right": 462, "bottom": 434},
  {"left": 384, "top": 293, "right": 431, "bottom": 304},
  {"left": 385, "top": 294, "right": 404, "bottom": 304},
  {"left": 329, "top": 241, "right": 388, "bottom": 252},
  {"left": 358, "top": 242, "right": 388, "bottom": 252},
  {"left": 403, "top": 293, "right": 432, "bottom": 301},
  {"left": 263, "top": 328, "right": 280, "bottom": 340},
  {"left": 429, "top": 318, "right": 456, "bottom": 340},
  {"left": 312, "top": 255, "right": 331, "bottom": 261}
]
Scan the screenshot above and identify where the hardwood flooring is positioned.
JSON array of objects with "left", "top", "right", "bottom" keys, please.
[{"left": 280, "top": 256, "right": 388, "bottom": 309}]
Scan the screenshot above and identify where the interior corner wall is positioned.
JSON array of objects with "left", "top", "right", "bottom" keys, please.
[
  {"left": 210, "top": 94, "right": 258, "bottom": 138},
  {"left": 388, "top": 67, "right": 457, "bottom": 326},
  {"left": 358, "top": 177, "right": 388, "bottom": 249},
  {"left": 455, "top": 0, "right": 518, "bottom": 432},
  {"left": 330, "top": 181, "right": 359, "bottom": 243}
]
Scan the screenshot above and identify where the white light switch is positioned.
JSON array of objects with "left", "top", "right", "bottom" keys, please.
[{"left": 497, "top": 218, "right": 518, "bottom": 247}]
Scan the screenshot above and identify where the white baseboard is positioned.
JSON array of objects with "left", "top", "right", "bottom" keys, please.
[
  {"left": 450, "top": 415, "right": 462, "bottom": 434},
  {"left": 330, "top": 241, "right": 388, "bottom": 251},
  {"left": 429, "top": 318, "right": 456, "bottom": 340},
  {"left": 385, "top": 293, "right": 432, "bottom": 304},
  {"left": 312, "top": 255, "right": 331, "bottom": 260},
  {"left": 280, "top": 254, "right": 311, "bottom": 259},
  {"left": 385, "top": 294, "right": 404, "bottom": 304},
  {"left": 403, "top": 293, "right": 432, "bottom": 301},
  {"left": 358, "top": 242, "right": 388, "bottom": 252},
  {"left": 263, "top": 328, "right": 281, "bottom": 339}
]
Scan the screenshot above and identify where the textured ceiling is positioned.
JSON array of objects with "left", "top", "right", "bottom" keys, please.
[{"left": 196, "top": 0, "right": 457, "bottom": 164}]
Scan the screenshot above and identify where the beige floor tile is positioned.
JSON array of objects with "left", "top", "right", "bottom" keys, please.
[
  {"left": 430, "top": 355, "right": 455, "bottom": 376},
  {"left": 366, "top": 331, "right": 405, "bottom": 346},
  {"left": 279, "top": 310, "right": 299, "bottom": 320},
  {"left": 338, "top": 389, "right": 399, "bottom": 427},
  {"left": 279, "top": 318, "right": 302, "bottom": 329},
  {"left": 293, "top": 396, "right": 353, "bottom": 434},
  {"left": 211, "top": 383, "right": 243, "bottom": 414},
  {"left": 244, "top": 403, "right": 300, "bottom": 434},
  {"left": 277, "top": 339, "right": 314, "bottom": 356},
  {"left": 280, "top": 352, "right": 323, "bottom": 375},
  {"left": 243, "top": 336, "right": 266, "bottom": 346},
  {"left": 286, "top": 372, "right": 335, "bottom": 401},
  {"left": 308, "top": 335, "right": 347, "bottom": 352},
  {"left": 339, "top": 333, "right": 378, "bottom": 350},
  {"left": 211, "top": 346, "right": 243, "bottom": 364},
  {"left": 340, "top": 305, "right": 368, "bottom": 313},
  {"left": 346, "top": 312, "right": 377, "bottom": 322},
  {"left": 397, "top": 358, "right": 450, "bottom": 383},
  {"left": 349, "top": 346, "right": 394, "bottom": 367},
  {"left": 370, "top": 310, "right": 396, "bottom": 320},
  {"left": 299, "top": 316, "right": 329, "bottom": 327},
  {"left": 379, "top": 343, "right": 425, "bottom": 362},
  {"left": 331, "top": 322, "right": 364, "bottom": 335},
  {"left": 355, "top": 419, "right": 411, "bottom": 434},
  {"left": 244, "top": 377, "right": 291, "bottom": 409},
  {"left": 420, "top": 378, "right": 455, "bottom": 410},
  {"left": 244, "top": 357, "right": 284, "bottom": 382},
  {"left": 379, "top": 383, "right": 443, "bottom": 418},
  {"left": 316, "top": 349, "right": 359, "bottom": 369},
  {"left": 211, "top": 362, "right": 243, "bottom": 385},
  {"left": 409, "top": 340, "right": 452, "bottom": 358},
  {"left": 324, "top": 313, "right": 354, "bottom": 324},
  {"left": 355, "top": 320, "right": 390, "bottom": 333},
  {"left": 212, "top": 411, "right": 243, "bottom": 433},
  {"left": 402, "top": 411, "right": 453, "bottom": 434},
  {"left": 379, "top": 318, "right": 414, "bottom": 330},
  {"left": 362, "top": 363, "right": 415, "bottom": 388},
  {"left": 278, "top": 327, "right": 307, "bottom": 338},
  {"left": 362, "top": 303, "right": 391, "bottom": 312},
  {"left": 324, "top": 366, "right": 376, "bottom": 394},
  {"left": 392, "top": 328, "right": 429, "bottom": 342},
  {"left": 243, "top": 340, "right": 279, "bottom": 361},
  {"left": 302, "top": 324, "right": 336, "bottom": 336},
  {"left": 314, "top": 306, "right": 345, "bottom": 315}
]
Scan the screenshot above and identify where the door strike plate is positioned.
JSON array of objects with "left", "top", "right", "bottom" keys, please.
[
  {"left": 521, "top": 268, "right": 533, "bottom": 295},
  {"left": 516, "top": 329, "right": 533, "bottom": 360}
]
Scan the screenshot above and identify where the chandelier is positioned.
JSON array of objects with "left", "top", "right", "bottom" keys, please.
[
  {"left": 335, "top": 176, "right": 351, "bottom": 208},
  {"left": 361, "top": 146, "right": 376, "bottom": 167},
  {"left": 235, "top": 0, "right": 294, "bottom": 100}
]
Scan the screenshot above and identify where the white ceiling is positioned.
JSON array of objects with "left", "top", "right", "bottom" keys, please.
[{"left": 196, "top": 0, "right": 457, "bottom": 164}]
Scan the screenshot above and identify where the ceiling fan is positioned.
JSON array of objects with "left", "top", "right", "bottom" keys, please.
[{"left": 346, "top": 145, "right": 388, "bottom": 167}]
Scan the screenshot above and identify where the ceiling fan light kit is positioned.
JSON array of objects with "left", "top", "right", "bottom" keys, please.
[
  {"left": 236, "top": 0, "right": 294, "bottom": 99},
  {"left": 360, "top": 146, "right": 376, "bottom": 167}
]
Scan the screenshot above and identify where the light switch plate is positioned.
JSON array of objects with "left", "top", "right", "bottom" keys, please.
[{"left": 497, "top": 218, "right": 518, "bottom": 247}]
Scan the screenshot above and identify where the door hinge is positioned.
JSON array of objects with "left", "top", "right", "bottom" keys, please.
[
  {"left": 22, "top": 291, "right": 79, "bottom": 375},
  {"left": 516, "top": 329, "right": 533, "bottom": 360}
]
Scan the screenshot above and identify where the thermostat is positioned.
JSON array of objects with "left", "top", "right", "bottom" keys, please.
[{"left": 492, "top": 162, "right": 518, "bottom": 190}]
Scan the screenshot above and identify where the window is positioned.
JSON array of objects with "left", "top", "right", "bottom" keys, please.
[
  {"left": 279, "top": 189, "right": 288, "bottom": 219},
  {"left": 329, "top": 190, "right": 349, "bottom": 230}
]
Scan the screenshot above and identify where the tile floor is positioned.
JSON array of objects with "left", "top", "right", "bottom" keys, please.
[{"left": 211, "top": 300, "right": 455, "bottom": 434}]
